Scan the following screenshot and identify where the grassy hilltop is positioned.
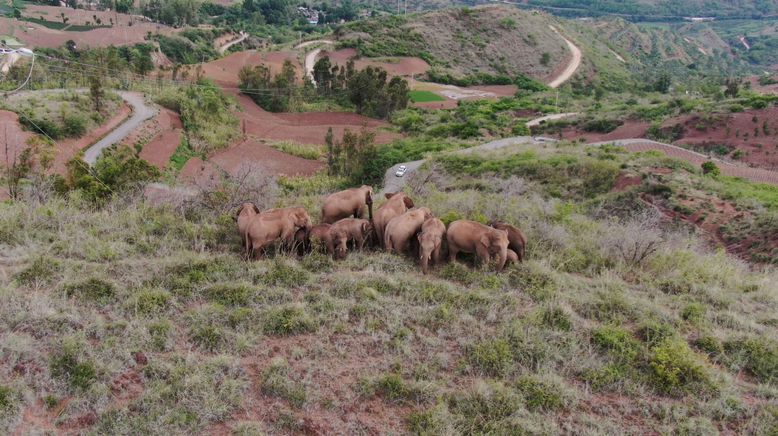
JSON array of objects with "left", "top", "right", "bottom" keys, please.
[{"left": 1, "top": 140, "right": 777, "bottom": 434}]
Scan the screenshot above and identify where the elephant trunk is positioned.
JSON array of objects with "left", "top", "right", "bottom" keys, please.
[
  {"left": 420, "top": 254, "right": 430, "bottom": 274},
  {"left": 496, "top": 245, "right": 508, "bottom": 272}
]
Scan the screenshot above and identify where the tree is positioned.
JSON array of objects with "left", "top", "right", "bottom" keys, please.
[
  {"left": 653, "top": 73, "right": 671, "bottom": 93},
  {"left": 313, "top": 56, "right": 334, "bottom": 92},
  {"left": 325, "top": 127, "right": 337, "bottom": 176},
  {"left": 724, "top": 77, "right": 740, "bottom": 98},
  {"left": 701, "top": 161, "right": 720, "bottom": 176},
  {"left": 324, "top": 127, "right": 376, "bottom": 183},
  {"left": 3, "top": 129, "right": 55, "bottom": 201},
  {"left": 89, "top": 74, "right": 105, "bottom": 111}
]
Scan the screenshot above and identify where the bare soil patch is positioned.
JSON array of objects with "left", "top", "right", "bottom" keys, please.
[
  {"left": 133, "top": 108, "right": 183, "bottom": 169},
  {"left": 0, "top": 6, "right": 178, "bottom": 48},
  {"left": 664, "top": 108, "right": 778, "bottom": 171},
  {"left": 321, "top": 48, "right": 430, "bottom": 77},
  {"left": 201, "top": 50, "right": 302, "bottom": 88}
]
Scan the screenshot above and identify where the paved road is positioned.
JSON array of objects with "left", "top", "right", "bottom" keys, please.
[
  {"left": 547, "top": 26, "right": 582, "bottom": 89},
  {"left": 83, "top": 91, "right": 156, "bottom": 165},
  {"left": 381, "top": 136, "right": 537, "bottom": 194}
]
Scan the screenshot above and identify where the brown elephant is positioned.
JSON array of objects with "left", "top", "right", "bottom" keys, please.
[
  {"left": 490, "top": 221, "right": 527, "bottom": 262},
  {"left": 447, "top": 220, "right": 509, "bottom": 271},
  {"left": 418, "top": 217, "right": 446, "bottom": 274},
  {"left": 236, "top": 202, "right": 261, "bottom": 257},
  {"left": 308, "top": 223, "right": 335, "bottom": 255},
  {"left": 245, "top": 207, "right": 312, "bottom": 258},
  {"left": 330, "top": 218, "right": 373, "bottom": 259},
  {"left": 373, "top": 192, "right": 415, "bottom": 248},
  {"left": 321, "top": 185, "right": 374, "bottom": 224},
  {"left": 384, "top": 207, "right": 433, "bottom": 254},
  {"left": 506, "top": 249, "right": 519, "bottom": 266}
]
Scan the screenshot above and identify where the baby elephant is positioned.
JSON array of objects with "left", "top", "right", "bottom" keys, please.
[
  {"left": 447, "top": 220, "right": 510, "bottom": 271},
  {"left": 308, "top": 223, "right": 335, "bottom": 256},
  {"left": 330, "top": 218, "right": 373, "bottom": 259},
  {"left": 418, "top": 217, "right": 446, "bottom": 274},
  {"left": 490, "top": 221, "right": 526, "bottom": 263}
]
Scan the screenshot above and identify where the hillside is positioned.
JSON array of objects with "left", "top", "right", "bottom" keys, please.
[
  {"left": 364, "top": 0, "right": 778, "bottom": 19},
  {"left": 1, "top": 139, "right": 777, "bottom": 434},
  {"left": 337, "top": 6, "right": 571, "bottom": 82}
]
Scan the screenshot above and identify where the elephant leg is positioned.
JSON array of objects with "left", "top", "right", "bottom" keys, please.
[
  {"left": 354, "top": 206, "right": 364, "bottom": 219},
  {"left": 475, "top": 244, "right": 491, "bottom": 269},
  {"left": 432, "top": 244, "right": 442, "bottom": 267},
  {"left": 395, "top": 236, "right": 409, "bottom": 255},
  {"left": 448, "top": 246, "right": 459, "bottom": 263}
]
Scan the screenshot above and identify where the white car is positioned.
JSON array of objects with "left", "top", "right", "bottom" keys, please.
[{"left": 395, "top": 165, "right": 407, "bottom": 177}]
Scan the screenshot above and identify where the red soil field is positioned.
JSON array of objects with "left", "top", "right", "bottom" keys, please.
[
  {"left": 200, "top": 51, "right": 302, "bottom": 88},
  {"left": 0, "top": 5, "right": 178, "bottom": 48},
  {"left": 321, "top": 48, "right": 430, "bottom": 77},
  {"left": 0, "top": 110, "right": 33, "bottom": 165},
  {"left": 665, "top": 108, "right": 778, "bottom": 171},
  {"left": 137, "top": 109, "right": 183, "bottom": 169}
]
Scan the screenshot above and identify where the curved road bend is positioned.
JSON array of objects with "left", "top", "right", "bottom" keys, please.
[
  {"left": 547, "top": 25, "right": 582, "bottom": 89},
  {"left": 298, "top": 40, "right": 334, "bottom": 85},
  {"left": 83, "top": 91, "right": 156, "bottom": 165}
]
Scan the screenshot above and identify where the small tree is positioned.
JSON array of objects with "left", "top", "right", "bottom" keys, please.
[
  {"left": 701, "top": 161, "right": 720, "bottom": 176},
  {"left": 89, "top": 74, "right": 105, "bottom": 111},
  {"left": 3, "top": 128, "right": 55, "bottom": 201}
]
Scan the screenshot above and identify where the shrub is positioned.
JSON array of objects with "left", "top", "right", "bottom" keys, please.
[
  {"left": 702, "top": 161, "right": 720, "bottom": 176},
  {"left": 363, "top": 373, "right": 431, "bottom": 404},
  {"left": 0, "top": 385, "right": 17, "bottom": 412},
  {"left": 724, "top": 338, "right": 778, "bottom": 384},
  {"left": 681, "top": 303, "right": 706, "bottom": 324},
  {"left": 649, "top": 338, "right": 713, "bottom": 395},
  {"left": 261, "top": 260, "right": 310, "bottom": 287},
  {"left": 591, "top": 325, "right": 641, "bottom": 362},
  {"left": 439, "top": 262, "right": 478, "bottom": 286},
  {"left": 637, "top": 320, "right": 677, "bottom": 346},
  {"left": 148, "top": 320, "right": 172, "bottom": 351},
  {"left": 63, "top": 277, "right": 115, "bottom": 303},
  {"left": 132, "top": 288, "right": 171, "bottom": 314},
  {"left": 50, "top": 344, "right": 97, "bottom": 391},
  {"left": 205, "top": 283, "right": 253, "bottom": 306},
  {"left": 261, "top": 358, "right": 306, "bottom": 407},
  {"left": 515, "top": 375, "right": 567, "bottom": 411},
  {"left": 15, "top": 256, "right": 59, "bottom": 287},
  {"left": 62, "top": 112, "right": 88, "bottom": 137},
  {"left": 263, "top": 305, "right": 316, "bottom": 336},
  {"left": 537, "top": 305, "right": 572, "bottom": 331},
  {"left": 447, "top": 382, "right": 526, "bottom": 434},
  {"left": 466, "top": 338, "right": 513, "bottom": 377},
  {"left": 190, "top": 325, "right": 224, "bottom": 351}
]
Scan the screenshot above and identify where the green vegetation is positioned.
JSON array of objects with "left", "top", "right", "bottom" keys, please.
[{"left": 409, "top": 90, "right": 445, "bottom": 103}]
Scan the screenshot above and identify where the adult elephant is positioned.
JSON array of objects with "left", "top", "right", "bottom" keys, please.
[
  {"left": 447, "top": 220, "right": 509, "bottom": 272},
  {"left": 418, "top": 217, "right": 446, "bottom": 274},
  {"left": 490, "top": 221, "right": 527, "bottom": 262},
  {"left": 330, "top": 218, "right": 373, "bottom": 259},
  {"left": 308, "top": 223, "right": 335, "bottom": 256},
  {"left": 373, "top": 192, "right": 415, "bottom": 248},
  {"left": 321, "top": 185, "right": 374, "bottom": 224},
  {"left": 384, "top": 207, "right": 433, "bottom": 255},
  {"left": 245, "top": 207, "right": 312, "bottom": 258},
  {"left": 236, "top": 202, "right": 261, "bottom": 258}
]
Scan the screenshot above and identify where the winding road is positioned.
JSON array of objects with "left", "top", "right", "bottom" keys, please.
[
  {"left": 217, "top": 31, "right": 248, "bottom": 55},
  {"left": 297, "top": 40, "right": 334, "bottom": 85},
  {"left": 547, "top": 25, "right": 582, "bottom": 88},
  {"left": 83, "top": 91, "right": 156, "bottom": 165}
]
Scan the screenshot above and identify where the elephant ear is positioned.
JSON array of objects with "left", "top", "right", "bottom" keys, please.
[
  {"left": 385, "top": 192, "right": 395, "bottom": 199},
  {"left": 365, "top": 188, "right": 373, "bottom": 205},
  {"left": 479, "top": 233, "right": 491, "bottom": 250},
  {"left": 403, "top": 196, "right": 414, "bottom": 208},
  {"left": 361, "top": 221, "right": 370, "bottom": 233},
  {"left": 252, "top": 204, "right": 260, "bottom": 214}
]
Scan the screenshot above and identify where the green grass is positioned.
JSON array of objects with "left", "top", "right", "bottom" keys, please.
[{"left": 409, "top": 90, "right": 445, "bottom": 103}]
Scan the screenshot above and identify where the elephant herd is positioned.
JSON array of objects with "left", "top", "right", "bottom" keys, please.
[{"left": 235, "top": 185, "right": 527, "bottom": 273}]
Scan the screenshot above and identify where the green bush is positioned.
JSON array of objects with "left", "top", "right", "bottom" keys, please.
[
  {"left": 63, "top": 277, "right": 115, "bottom": 303},
  {"left": 637, "top": 320, "right": 677, "bottom": 346},
  {"left": 702, "top": 161, "right": 720, "bottom": 176},
  {"left": 132, "top": 288, "right": 171, "bottom": 314},
  {"left": 205, "top": 283, "right": 253, "bottom": 306},
  {"left": 50, "top": 344, "right": 97, "bottom": 391},
  {"left": 263, "top": 305, "right": 316, "bottom": 336},
  {"left": 724, "top": 338, "right": 778, "bottom": 384},
  {"left": 190, "top": 325, "right": 224, "bottom": 351},
  {"left": 447, "top": 382, "right": 526, "bottom": 434},
  {"left": 261, "top": 358, "right": 306, "bottom": 408},
  {"left": 537, "top": 305, "right": 572, "bottom": 331},
  {"left": 649, "top": 338, "right": 713, "bottom": 395},
  {"left": 466, "top": 338, "right": 514, "bottom": 377},
  {"left": 0, "top": 385, "right": 17, "bottom": 412},
  {"left": 681, "top": 303, "right": 706, "bottom": 324},
  {"left": 62, "top": 112, "right": 88, "bottom": 137},
  {"left": 261, "top": 259, "right": 310, "bottom": 287},
  {"left": 592, "top": 325, "right": 641, "bottom": 362},
  {"left": 15, "top": 256, "right": 59, "bottom": 287},
  {"left": 363, "top": 373, "right": 430, "bottom": 405},
  {"left": 515, "top": 375, "right": 567, "bottom": 411}
]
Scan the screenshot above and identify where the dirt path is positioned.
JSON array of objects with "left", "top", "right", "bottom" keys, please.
[
  {"left": 526, "top": 112, "right": 578, "bottom": 128},
  {"left": 83, "top": 92, "right": 156, "bottom": 165},
  {"left": 217, "top": 31, "right": 248, "bottom": 54},
  {"left": 593, "top": 139, "right": 778, "bottom": 186},
  {"left": 547, "top": 26, "right": 582, "bottom": 88},
  {"left": 299, "top": 40, "right": 334, "bottom": 85}
]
